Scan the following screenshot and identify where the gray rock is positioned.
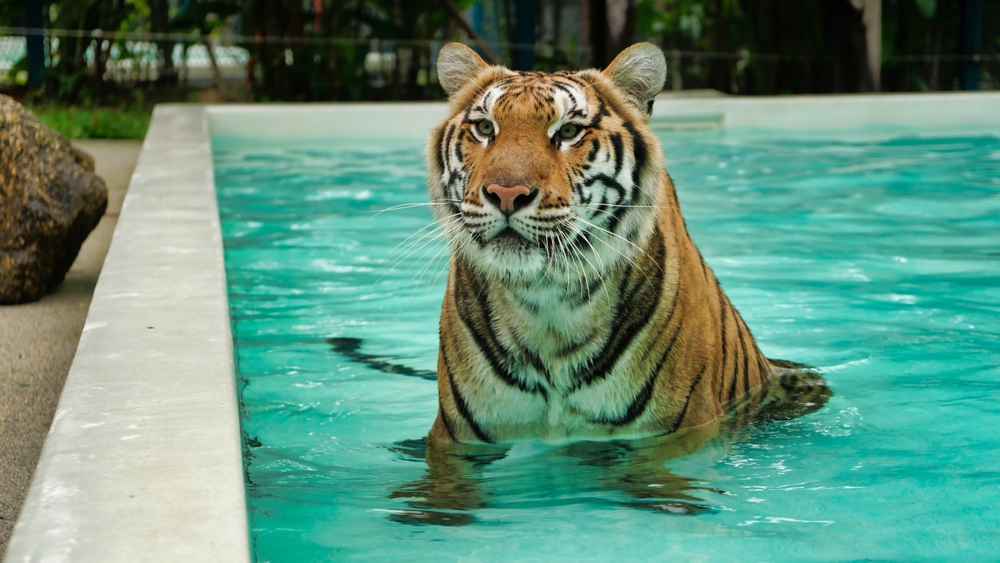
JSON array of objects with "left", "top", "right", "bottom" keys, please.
[{"left": 1, "top": 95, "right": 108, "bottom": 305}]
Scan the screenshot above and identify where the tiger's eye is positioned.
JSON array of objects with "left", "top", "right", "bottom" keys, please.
[
  {"left": 558, "top": 123, "right": 580, "bottom": 140},
  {"left": 476, "top": 120, "right": 495, "bottom": 136}
]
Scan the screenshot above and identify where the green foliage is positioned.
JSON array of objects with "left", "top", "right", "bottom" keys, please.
[
  {"left": 0, "top": 0, "right": 25, "bottom": 24},
  {"left": 236, "top": 0, "right": 458, "bottom": 101},
  {"left": 26, "top": 103, "right": 151, "bottom": 139},
  {"left": 6, "top": 0, "right": 999, "bottom": 101},
  {"left": 42, "top": 70, "right": 99, "bottom": 105},
  {"left": 635, "top": 0, "right": 1000, "bottom": 94},
  {"left": 914, "top": 0, "right": 936, "bottom": 19},
  {"left": 169, "top": 0, "right": 239, "bottom": 32}
]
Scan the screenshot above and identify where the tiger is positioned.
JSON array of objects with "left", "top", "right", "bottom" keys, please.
[{"left": 424, "top": 42, "right": 829, "bottom": 446}]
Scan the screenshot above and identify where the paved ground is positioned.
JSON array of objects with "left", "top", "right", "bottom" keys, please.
[{"left": 0, "top": 140, "right": 142, "bottom": 557}]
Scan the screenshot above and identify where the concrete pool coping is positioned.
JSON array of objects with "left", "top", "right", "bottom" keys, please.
[
  {"left": 3, "top": 107, "right": 248, "bottom": 563},
  {"left": 5, "top": 92, "right": 1000, "bottom": 562},
  {"left": 205, "top": 91, "right": 1000, "bottom": 141}
]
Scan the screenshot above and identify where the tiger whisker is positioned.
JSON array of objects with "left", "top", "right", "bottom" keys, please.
[
  {"left": 380, "top": 232, "right": 442, "bottom": 278},
  {"left": 378, "top": 216, "right": 461, "bottom": 284},
  {"left": 427, "top": 242, "right": 454, "bottom": 290},
  {"left": 530, "top": 239, "right": 551, "bottom": 291},
  {"left": 569, "top": 215, "right": 642, "bottom": 271},
  {"left": 576, "top": 203, "right": 671, "bottom": 211},
  {"left": 571, "top": 213, "right": 645, "bottom": 254},
  {"left": 572, "top": 222, "right": 607, "bottom": 273},
  {"left": 408, "top": 228, "right": 458, "bottom": 295},
  {"left": 564, "top": 223, "right": 603, "bottom": 300},
  {"left": 370, "top": 200, "right": 461, "bottom": 217},
  {"left": 569, "top": 213, "right": 656, "bottom": 287},
  {"left": 563, "top": 244, "right": 586, "bottom": 296},
  {"left": 554, "top": 226, "right": 583, "bottom": 288},
  {"left": 531, "top": 234, "right": 564, "bottom": 290},
  {"left": 381, "top": 212, "right": 460, "bottom": 267},
  {"left": 570, "top": 223, "right": 613, "bottom": 300},
  {"left": 386, "top": 230, "right": 449, "bottom": 279},
  {"left": 559, "top": 217, "right": 606, "bottom": 294},
  {"left": 396, "top": 221, "right": 455, "bottom": 289},
  {"left": 408, "top": 240, "right": 446, "bottom": 292}
]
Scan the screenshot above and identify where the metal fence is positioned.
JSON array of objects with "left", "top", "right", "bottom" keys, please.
[
  {"left": 0, "top": 36, "right": 24, "bottom": 82},
  {"left": 2, "top": 27, "right": 997, "bottom": 95},
  {"left": 0, "top": 34, "right": 249, "bottom": 87}
]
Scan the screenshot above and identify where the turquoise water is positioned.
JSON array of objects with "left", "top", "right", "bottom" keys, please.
[{"left": 214, "top": 129, "right": 1000, "bottom": 562}]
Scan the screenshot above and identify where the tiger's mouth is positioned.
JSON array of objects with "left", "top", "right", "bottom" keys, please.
[
  {"left": 490, "top": 226, "right": 534, "bottom": 251},
  {"left": 471, "top": 216, "right": 575, "bottom": 254},
  {"left": 458, "top": 203, "right": 580, "bottom": 277}
]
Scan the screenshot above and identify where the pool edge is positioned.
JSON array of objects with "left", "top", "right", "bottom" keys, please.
[
  {"left": 3, "top": 106, "right": 249, "bottom": 563},
  {"left": 201, "top": 92, "right": 1000, "bottom": 141}
]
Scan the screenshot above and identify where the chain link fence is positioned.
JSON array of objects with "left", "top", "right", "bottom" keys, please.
[
  {"left": 0, "top": 33, "right": 249, "bottom": 87},
  {"left": 0, "top": 35, "right": 24, "bottom": 83},
  {"left": 1, "top": 26, "right": 998, "bottom": 96}
]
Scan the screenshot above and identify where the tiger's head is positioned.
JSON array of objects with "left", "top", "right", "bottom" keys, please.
[{"left": 427, "top": 43, "right": 668, "bottom": 286}]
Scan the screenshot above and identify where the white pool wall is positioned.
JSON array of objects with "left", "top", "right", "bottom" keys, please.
[
  {"left": 5, "top": 92, "right": 999, "bottom": 563},
  {"left": 206, "top": 92, "right": 1000, "bottom": 141},
  {"left": 651, "top": 91, "right": 1000, "bottom": 134}
]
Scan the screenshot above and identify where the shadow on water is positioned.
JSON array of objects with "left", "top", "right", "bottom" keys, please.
[
  {"left": 327, "top": 337, "right": 437, "bottom": 381},
  {"left": 327, "top": 337, "right": 832, "bottom": 526}
]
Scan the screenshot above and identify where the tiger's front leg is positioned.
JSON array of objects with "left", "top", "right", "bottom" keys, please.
[
  {"left": 575, "top": 423, "right": 728, "bottom": 515},
  {"left": 388, "top": 436, "right": 509, "bottom": 526}
]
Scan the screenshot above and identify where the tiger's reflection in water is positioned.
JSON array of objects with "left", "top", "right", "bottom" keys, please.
[
  {"left": 381, "top": 367, "right": 830, "bottom": 526},
  {"left": 386, "top": 430, "right": 719, "bottom": 527},
  {"left": 325, "top": 338, "right": 830, "bottom": 525}
]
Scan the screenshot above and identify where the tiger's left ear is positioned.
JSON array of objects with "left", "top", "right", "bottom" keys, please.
[
  {"left": 437, "top": 43, "right": 490, "bottom": 97},
  {"left": 603, "top": 43, "right": 667, "bottom": 119}
]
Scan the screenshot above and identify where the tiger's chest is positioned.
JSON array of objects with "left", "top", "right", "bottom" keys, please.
[
  {"left": 477, "top": 284, "right": 647, "bottom": 439},
  {"left": 496, "top": 284, "right": 613, "bottom": 386}
]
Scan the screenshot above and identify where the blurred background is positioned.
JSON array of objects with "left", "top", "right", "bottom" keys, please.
[{"left": 1, "top": 0, "right": 998, "bottom": 137}]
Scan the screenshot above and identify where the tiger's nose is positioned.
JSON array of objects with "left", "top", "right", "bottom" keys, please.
[{"left": 483, "top": 184, "right": 536, "bottom": 216}]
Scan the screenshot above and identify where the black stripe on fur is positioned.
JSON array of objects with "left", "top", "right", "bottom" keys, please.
[
  {"left": 438, "top": 406, "right": 458, "bottom": 442},
  {"left": 441, "top": 339, "right": 493, "bottom": 443},
  {"left": 718, "top": 290, "right": 731, "bottom": 404},
  {"left": 621, "top": 121, "right": 648, "bottom": 200},
  {"left": 737, "top": 315, "right": 751, "bottom": 397},
  {"left": 610, "top": 133, "right": 624, "bottom": 176},
  {"left": 669, "top": 361, "right": 709, "bottom": 433},
  {"left": 568, "top": 230, "right": 666, "bottom": 391},
  {"left": 433, "top": 126, "right": 446, "bottom": 177},
  {"left": 454, "top": 263, "right": 545, "bottom": 397}
]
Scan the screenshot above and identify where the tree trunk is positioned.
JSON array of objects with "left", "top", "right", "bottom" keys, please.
[
  {"left": 589, "top": 0, "right": 635, "bottom": 69},
  {"left": 204, "top": 36, "right": 228, "bottom": 99},
  {"left": 587, "top": 0, "right": 608, "bottom": 67},
  {"left": 150, "top": 0, "right": 177, "bottom": 85},
  {"left": 849, "top": 0, "right": 881, "bottom": 92}
]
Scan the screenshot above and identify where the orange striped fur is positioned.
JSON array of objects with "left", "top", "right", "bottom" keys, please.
[{"left": 425, "top": 43, "right": 818, "bottom": 445}]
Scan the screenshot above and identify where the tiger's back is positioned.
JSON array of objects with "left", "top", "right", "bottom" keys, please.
[{"left": 426, "top": 43, "right": 828, "bottom": 445}]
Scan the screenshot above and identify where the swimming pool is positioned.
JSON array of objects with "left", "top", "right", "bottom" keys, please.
[
  {"left": 214, "top": 123, "right": 1000, "bottom": 561},
  {"left": 8, "top": 96, "right": 998, "bottom": 563}
]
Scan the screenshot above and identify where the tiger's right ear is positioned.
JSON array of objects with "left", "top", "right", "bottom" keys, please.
[
  {"left": 437, "top": 43, "right": 489, "bottom": 97},
  {"left": 603, "top": 43, "right": 667, "bottom": 118}
]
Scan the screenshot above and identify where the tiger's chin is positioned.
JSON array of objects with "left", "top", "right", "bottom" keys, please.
[
  {"left": 462, "top": 228, "right": 552, "bottom": 283},
  {"left": 482, "top": 246, "right": 549, "bottom": 282}
]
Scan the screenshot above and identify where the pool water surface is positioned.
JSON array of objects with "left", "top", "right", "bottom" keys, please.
[{"left": 213, "top": 130, "right": 1000, "bottom": 562}]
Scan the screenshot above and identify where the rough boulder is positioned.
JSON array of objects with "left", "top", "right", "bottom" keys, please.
[{"left": 1, "top": 95, "right": 108, "bottom": 304}]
